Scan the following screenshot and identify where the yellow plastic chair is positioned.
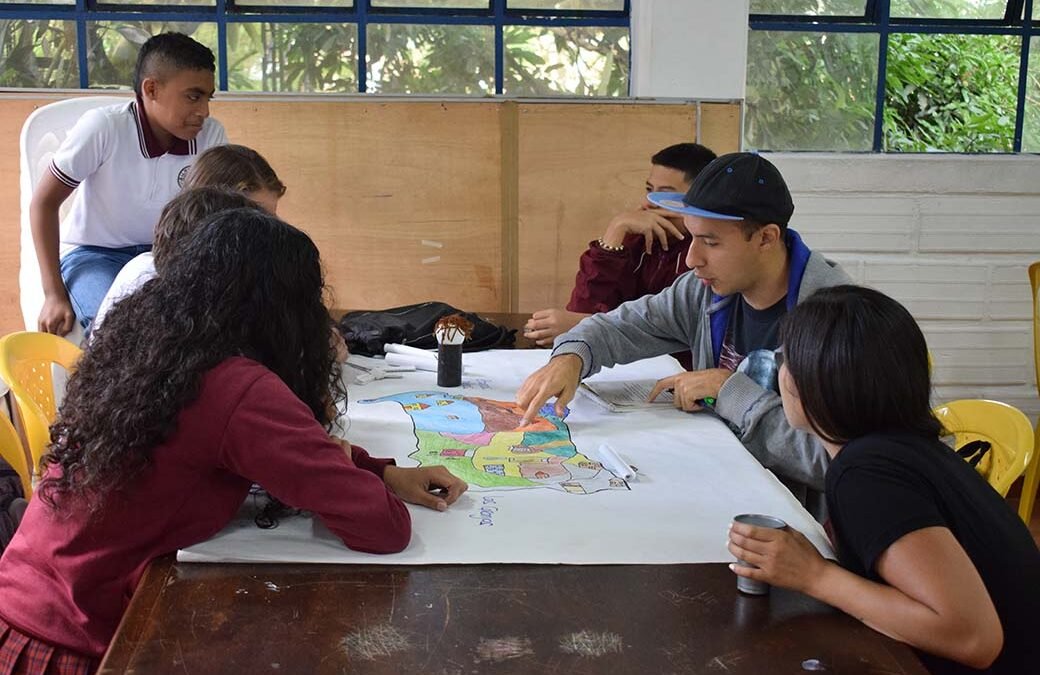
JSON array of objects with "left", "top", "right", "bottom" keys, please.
[
  {"left": 1017, "top": 262, "right": 1040, "bottom": 523},
  {"left": 0, "top": 332, "right": 82, "bottom": 478},
  {"left": 933, "top": 399, "right": 1034, "bottom": 497},
  {"left": 0, "top": 412, "right": 32, "bottom": 498}
]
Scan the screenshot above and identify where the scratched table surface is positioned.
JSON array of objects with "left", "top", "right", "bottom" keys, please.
[{"left": 99, "top": 557, "right": 927, "bottom": 674}]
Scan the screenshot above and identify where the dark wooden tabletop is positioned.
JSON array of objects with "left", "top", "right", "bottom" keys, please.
[
  {"left": 100, "top": 558, "right": 927, "bottom": 674},
  {"left": 99, "top": 310, "right": 926, "bottom": 674}
]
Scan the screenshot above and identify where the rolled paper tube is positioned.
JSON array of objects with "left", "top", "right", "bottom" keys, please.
[
  {"left": 385, "top": 352, "right": 439, "bottom": 372},
  {"left": 437, "top": 343, "right": 463, "bottom": 387},
  {"left": 595, "top": 443, "right": 636, "bottom": 481},
  {"left": 384, "top": 343, "right": 438, "bottom": 362}
]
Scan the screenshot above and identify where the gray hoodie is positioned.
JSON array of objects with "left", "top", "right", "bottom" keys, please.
[{"left": 552, "top": 246, "right": 852, "bottom": 496}]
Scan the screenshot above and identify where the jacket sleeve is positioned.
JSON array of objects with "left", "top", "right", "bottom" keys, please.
[
  {"left": 218, "top": 372, "right": 411, "bottom": 554},
  {"left": 553, "top": 271, "right": 700, "bottom": 379},
  {"left": 567, "top": 237, "right": 645, "bottom": 314},
  {"left": 715, "top": 372, "right": 830, "bottom": 491}
]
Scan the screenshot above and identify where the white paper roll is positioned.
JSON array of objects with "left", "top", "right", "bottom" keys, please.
[
  {"left": 384, "top": 343, "right": 438, "bottom": 362},
  {"left": 385, "top": 352, "right": 439, "bottom": 372}
]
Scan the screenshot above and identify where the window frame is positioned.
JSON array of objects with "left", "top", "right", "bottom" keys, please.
[
  {"left": 749, "top": 0, "right": 1037, "bottom": 152},
  {"left": 0, "top": 0, "right": 631, "bottom": 96}
]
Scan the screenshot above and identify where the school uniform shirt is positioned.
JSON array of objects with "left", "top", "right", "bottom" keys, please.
[
  {"left": 91, "top": 251, "right": 156, "bottom": 334},
  {"left": 0, "top": 357, "right": 411, "bottom": 660},
  {"left": 50, "top": 97, "right": 227, "bottom": 252},
  {"left": 826, "top": 432, "right": 1040, "bottom": 674}
]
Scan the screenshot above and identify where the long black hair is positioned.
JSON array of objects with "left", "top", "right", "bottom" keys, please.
[
  {"left": 779, "top": 285, "right": 941, "bottom": 446},
  {"left": 40, "top": 208, "right": 344, "bottom": 509}
]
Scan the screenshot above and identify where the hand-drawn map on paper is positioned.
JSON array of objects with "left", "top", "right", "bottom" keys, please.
[
  {"left": 179, "top": 351, "right": 834, "bottom": 566},
  {"left": 359, "top": 392, "right": 629, "bottom": 494}
]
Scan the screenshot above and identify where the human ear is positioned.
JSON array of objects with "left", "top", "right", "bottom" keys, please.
[
  {"left": 141, "top": 77, "right": 160, "bottom": 100},
  {"left": 759, "top": 223, "right": 782, "bottom": 249}
]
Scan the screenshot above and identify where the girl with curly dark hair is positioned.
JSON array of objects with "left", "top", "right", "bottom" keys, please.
[{"left": 0, "top": 207, "right": 466, "bottom": 674}]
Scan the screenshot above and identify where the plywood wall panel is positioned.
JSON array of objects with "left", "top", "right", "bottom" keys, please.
[
  {"left": 213, "top": 100, "right": 504, "bottom": 312},
  {"left": 516, "top": 103, "right": 698, "bottom": 312}
]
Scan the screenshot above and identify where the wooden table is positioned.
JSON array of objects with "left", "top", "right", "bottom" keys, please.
[
  {"left": 101, "top": 558, "right": 926, "bottom": 674},
  {"left": 99, "top": 311, "right": 927, "bottom": 674}
]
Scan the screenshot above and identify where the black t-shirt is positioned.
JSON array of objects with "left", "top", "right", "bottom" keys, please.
[
  {"left": 826, "top": 432, "right": 1040, "bottom": 674},
  {"left": 718, "top": 294, "right": 786, "bottom": 392}
]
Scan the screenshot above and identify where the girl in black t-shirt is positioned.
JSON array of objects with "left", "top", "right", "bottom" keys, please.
[{"left": 726, "top": 285, "right": 1040, "bottom": 674}]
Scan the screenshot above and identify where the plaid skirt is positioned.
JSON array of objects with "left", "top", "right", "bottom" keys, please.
[{"left": 0, "top": 618, "right": 97, "bottom": 675}]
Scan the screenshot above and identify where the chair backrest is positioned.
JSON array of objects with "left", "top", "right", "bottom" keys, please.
[
  {"left": 0, "top": 413, "right": 32, "bottom": 498},
  {"left": 1031, "top": 261, "right": 1039, "bottom": 399},
  {"left": 19, "top": 96, "right": 128, "bottom": 342},
  {"left": 932, "top": 399, "right": 1035, "bottom": 496},
  {"left": 0, "top": 332, "right": 83, "bottom": 476}
]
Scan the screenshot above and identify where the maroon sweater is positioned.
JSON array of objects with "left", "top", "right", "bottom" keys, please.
[
  {"left": 568, "top": 234, "right": 693, "bottom": 369},
  {"left": 567, "top": 234, "right": 692, "bottom": 314},
  {"left": 0, "top": 357, "right": 410, "bottom": 659}
]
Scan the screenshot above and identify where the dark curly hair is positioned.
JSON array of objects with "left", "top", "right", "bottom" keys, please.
[{"left": 40, "top": 208, "right": 344, "bottom": 511}]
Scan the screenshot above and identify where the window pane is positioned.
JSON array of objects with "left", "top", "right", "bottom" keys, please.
[
  {"left": 102, "top": 0, "right": 214, "bottom": 5},
  {"left": 86, "top": 22, "right": 219, "bottom": 89},
  {"left": 371, "top": 1, "right": 487, "bottom": 7},
  {"left": 1024, "top": 37, "right": 1040, "bottom": 152},
  {"left": 749, "top": 0, "right": 866, "bottom": 15},
  {"left": 366, "top": 23, "right": 494, "bottom": 94},
  {"left": 227, "top": 23, "right": 357, "bottom": 92},
  {"left": 889, "top": 0, "right": 1007, "bottom": 20},
  {"left": 240, "top": 1, "right": 352, "bottom": 6},
  {"left": 884, "top": 33, "right": 1019, "bottom": 152},
  {"left": 504, "top": 25, "right": 628, "bottom": 96},
  {"left": 745, "top": 30, "right": 878, "bottom": 151},
  {"left": 0, "top": 20, "right": 78, "bottom": 88},
  {"left": 508, "top": 1, "right": 625, "bottom": 10}
]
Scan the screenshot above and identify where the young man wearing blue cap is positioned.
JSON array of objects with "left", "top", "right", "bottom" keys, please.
[{"left": 515, "top": 152, "right": 852, "bottom": 511}]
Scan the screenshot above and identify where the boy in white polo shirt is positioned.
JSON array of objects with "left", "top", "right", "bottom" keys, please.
[{"left": 30, "top": 32, "right": 227, "bottom": 336}]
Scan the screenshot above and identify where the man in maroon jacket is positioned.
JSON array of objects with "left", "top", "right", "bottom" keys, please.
[{"left": 524, "top": 143, "right": 716, "bottom": 364}]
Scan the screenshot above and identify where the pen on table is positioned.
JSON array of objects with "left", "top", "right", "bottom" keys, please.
[{"left": 662, "top": 387, "right": 714, "bottom": 407}]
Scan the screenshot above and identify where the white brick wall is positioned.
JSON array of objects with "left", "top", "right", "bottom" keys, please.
[{"left": 769, "top": 153, "right": 1040, "bottom": 419}]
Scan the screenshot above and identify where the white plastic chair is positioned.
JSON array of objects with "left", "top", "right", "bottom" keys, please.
[{"left": 19, "top": 96, "right": 128, "bottom": 346}]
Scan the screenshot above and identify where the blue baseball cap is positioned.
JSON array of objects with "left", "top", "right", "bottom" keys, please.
[{"left": 647, "top": 152, "right": 794, "bottom": 226}]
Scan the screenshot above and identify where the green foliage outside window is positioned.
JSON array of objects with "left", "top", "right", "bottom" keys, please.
[
  {"left": 0, "top": 13, "right": 626, "bottom": 97},
  {"left": 748, "top": 0, "right": 1040, "bottom": 152},
  {"left": 746, "top": 31, "right": 879, "bottom": 151},
  {"left": 0, "top": 20, "right": 78, "bottom": 89},
  {"left": 883, "top": 33, "right": 1021, "bottom": 152}
]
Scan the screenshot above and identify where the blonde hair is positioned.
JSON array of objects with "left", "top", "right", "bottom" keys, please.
[{"left": 183, "top": 144, "right": 286, "bottom": 198}]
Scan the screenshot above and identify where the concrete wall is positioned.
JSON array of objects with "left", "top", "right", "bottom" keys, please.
[{"left": 771, "top": 153, "right": 1040, "bottom": 417}]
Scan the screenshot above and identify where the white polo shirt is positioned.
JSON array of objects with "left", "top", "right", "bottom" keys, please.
[{"left": 50, "top": 98, "right": 227, "bottom": 250}]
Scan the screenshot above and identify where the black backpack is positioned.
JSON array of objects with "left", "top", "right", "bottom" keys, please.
[{"left": 338, "top": 302, "right": 516, "bottom": 357}]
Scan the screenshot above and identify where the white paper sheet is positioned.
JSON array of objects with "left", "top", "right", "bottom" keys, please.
[{"left": 179, "top": 350, "right": 832, "bottom": 565}]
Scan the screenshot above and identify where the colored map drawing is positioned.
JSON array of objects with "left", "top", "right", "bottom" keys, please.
[{"left": 358, "top": 391, "right": 629, "bottom": 494}]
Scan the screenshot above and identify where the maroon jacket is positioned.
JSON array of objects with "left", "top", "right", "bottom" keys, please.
[
  {"left": 567, "top": 234, "right": 693, "bottom": 369},
  {"left": 0, "top": 357, "right": 410, "bottom": 659},
  {"left": 568, "top": 234, "right": 692, "bottom": 313}
]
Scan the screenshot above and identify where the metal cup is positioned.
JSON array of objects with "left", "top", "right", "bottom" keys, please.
[{"left": 732, "top": 513, "right": 788, "bottom": 596}]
